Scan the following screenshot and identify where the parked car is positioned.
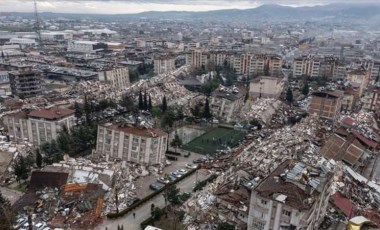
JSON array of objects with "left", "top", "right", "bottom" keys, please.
[
  {"left": 177, "top": 169, "right": 188, "bottom": 175},
  {"left": 168, "top": 175, "right": 177, "bottom": 181},
  {"left": 35, "top": 222, "right": 46, "bottom": 230},
  {"left": 171, "top": 171, "right": 182, "bottom": 178},
  {"left": 157, "top": 177, "right": 170, "bottom": 184},
  {"left": 149, "top": 183, "right": 164, "bottom": 191},
  {"left": 186, "top": 163, "right": 197, "bottom": 169},
  {"left": 127, "top": 197, "right": 141, "bottom": 206},
  {"left": 193, "top": 158, "right": 205, "bottom": 164}
]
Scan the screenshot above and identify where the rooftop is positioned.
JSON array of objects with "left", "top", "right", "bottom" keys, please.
[
  {"left": 103, "top": 123, "right": 167, "bottom": 138},
  {"left": 28, "top": 107, "right": 75, "bottom": 120}
]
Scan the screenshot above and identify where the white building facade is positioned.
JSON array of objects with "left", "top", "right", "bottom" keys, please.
[{"left": 96, "top": 124, "right": 168, "bottom": 165}]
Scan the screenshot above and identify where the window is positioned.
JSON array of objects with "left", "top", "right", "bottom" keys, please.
[
  {"left": 282, "top": 210, "right": 291, "bottom": 217},
  {"left": 261, "top": 199, "right": 267, "bottom": 206},
  {"left": 251, "top": 220, "right": 265, "bottom": 230}
]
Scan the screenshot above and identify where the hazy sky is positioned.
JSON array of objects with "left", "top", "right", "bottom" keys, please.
[{"left": 0, "top": 0, "right": 378, "bottom": 14}]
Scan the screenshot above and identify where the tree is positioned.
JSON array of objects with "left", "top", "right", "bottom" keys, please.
[
  {"left": 302, "top": 81, "right": 309, "bottom": 96},
  {"left": 56, "top": 125, "right": 73, "bottom": 155},
  {"left": 244, "top": 91, "right": 249, "bottom": 102},
  {"left": 161, "top": 95, "right": 167, "bottom": 113},
  {"left": 83, "top": 95, "right": 92, "bottom": 124},
  {"left": 203, "top": 98, "right": 212, "bottom": 119},
  {"left": 191, "top": 104, "right": 201, "bottom": 118},
  {"left": 250, "top": 118, "right": 262, "bottom": 130},
  {"left": 176, "top": 108, "right": 184, "bottom": 121},
  {"left": 138, "top": 90, "right": 144, "bottom": 110},
  {"left": 36, "top": 148, "right": 42, "bottom": 168},
  {"left": 0, "top": 191, "right": 15, "bottom": 230},
  {"left": 166, "top": 185, "right": 180, "bottom": 206},
  {"left": 13, "top": 155, "right": 29, "bottom": 183},
  {"left": 120, "top": 93, "right": 137, "bottom": 112},
  {"left": 41, "top": 140, "right": 63, "bottom": 164},
  {"left": 74, "top": 102, "right": 83, "bottom": 121},
  {"left": 143, "top": 90, "right": 148, "bottom": 110},
  {"left": 217, "top": 222, "right": 235, "bottom": 230},
  {"left": 170, "top": 133, "right": 183, "bottom": 153},
  {"left": 148, "top": 95, "right": 153, "bottom": 111},
  {"left": 286, "top": 87, "right": 293, "bottom": 103},
  {"left": 161, "top": 109, "right": 175, "bottom": 128}
]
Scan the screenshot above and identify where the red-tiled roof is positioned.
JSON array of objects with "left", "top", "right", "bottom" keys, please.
[
  {"left": 254, "top": 160, "right": 312, "bottom": 210},
  {"left": 341, "top": 117, "right": 357, "bottom": 127},
  {"left": 331, "top": 192, "right": 355, "bottom": 218},
  {"left": 28, "top": 107, "right": 74, "bottom": 120},
  {"left": 106, "top": 124, "right": 167, "bottom": 138},
  {"left": 352, "top": 130, "right": 378, "bottom": 149}
]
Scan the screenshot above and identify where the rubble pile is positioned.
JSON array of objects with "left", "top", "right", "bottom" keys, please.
[{"left": 240, "top": 98, "right": 283, "bottom": 124}]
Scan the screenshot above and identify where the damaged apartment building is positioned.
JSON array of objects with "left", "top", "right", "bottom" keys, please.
[
  {"left": 95, "top": 123, "right": 168, "bottom": 165},
  {"left": 2, "top": 107, "right": 75, "bottom": 145},
  {"left": 247, "top": 159, "right": 335, "bottom": 230}
]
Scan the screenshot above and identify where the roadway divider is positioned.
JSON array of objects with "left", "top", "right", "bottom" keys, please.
[{"left": 106, "top": 166, "right": 199, "bottom": 219}]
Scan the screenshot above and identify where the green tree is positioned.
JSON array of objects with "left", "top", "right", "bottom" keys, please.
[
  {"left": 191, "top": 104, "right": 201, "bottom": 118},
  {"left": 41, "top": 140, "right": 63, "bottom": 164},
  {"left": 148, "top": 95, "right": 152, "bottom": 111},
  {"left": 286, "top": 87, "right": 293, "bottom": 103},
  {"left": 176, "top": 108, "right": 184, "bottom": 121},
  {"left": 161, "top": 109, "right": 175, "bottom": 128},
  {"left": 0, "top": 191, "right": 15, "bottom": 230},
  {"left": 129, "top": 69, "right": 139, "bottom": 83},
  {"left": 138, "top": 90, "right": 144, "bottom": 110},
  {"left": 250, "top": 118, "right": 262, "bottom": 130},
  {"left": 36, "top": 148, "right": 42, "bottom": 168},
  {"left": 120, "top": 93, "right": 137, "bottom": 112},
  {"left": 74, "top": 102, "right": 82, "bottom": 121},
  {"left": 170, "top": 133, "right": 183, "bottom": 153},
  {"left": 143, "top": 90, "right": 148, "bottom": 110},
  {"left": 166, "top": 184, "right": 181, "bottom": 206},
  {"left": 13, "top": 155, "right": 29, "bottom": 183},
  {"left": 217, "top": 222, "right": 235, "bottom": 230},
  {"left": 83, "top": 95, "right": 92, "bottom": 125},
  {"left": 302, "top": 81, "right": 309, "bottom": 96},
  {"left": 56, "top": 125, "right": 73, "bottom": 155},
  {"left": 161, "top": 95, "right": 168, "bottom": 113},
  {"left": 203, "top": 98, "right": 212, "bottom": 119}
]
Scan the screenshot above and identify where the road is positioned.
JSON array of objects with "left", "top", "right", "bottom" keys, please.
[{"left": 96, "top": 169, "right": 209, "bottom": 230}]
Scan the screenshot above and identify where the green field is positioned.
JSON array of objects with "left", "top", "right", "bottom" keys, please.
[{"left": 182, "top": 127, "right": 245, "bottom": 154}]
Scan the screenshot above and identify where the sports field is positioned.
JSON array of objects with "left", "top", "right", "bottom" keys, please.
[{"left": 182, "top": 127, "right": 245, "bottom": 154}]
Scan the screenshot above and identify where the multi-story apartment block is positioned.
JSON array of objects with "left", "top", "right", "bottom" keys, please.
[
  {"left": 249, "top": 76, "right": 284, "bottom": 99},
  {"left": 209, "top": 86, "right": 245, "bottom": 122},
  {"left": 309, "top": 90, "right": 343, "bottom": 121},
  {"left": 293, "top": 55, "right": 338, "bottom": 79},
  {"left": 346, "top": 68, "right": 370, "bottom": 97},
  {"left": 361, "top": 89, "right": 380, "bottom": 112},
  {"left": 247, "top": 160, "right": 333, "bottom": 230},
  {"left": 96, "top": 123, "right": 168, "bottom": 165},
  {"left": 154, "top": 55, "right": 176, "bottom": 74},
  {"left": 99, "top": 67, "right": 130, "bottom": 90},
  {"left": 185, "top": 50, "right": 209, "bottom": 68},
  {"left": 3, "top": 107, "right": 75, "bottom": 146},
  {"left": 9, "top": 69, "right": 44, "bottom": 98}
]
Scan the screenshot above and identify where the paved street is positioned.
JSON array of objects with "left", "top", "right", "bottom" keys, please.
[{"left": 96, "top": 168, "right": 210, "bottom": 230}]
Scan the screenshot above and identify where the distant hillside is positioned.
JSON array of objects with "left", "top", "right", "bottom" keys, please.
[{"left": 3, "top": 3, "right": 380, "bottom": 23}]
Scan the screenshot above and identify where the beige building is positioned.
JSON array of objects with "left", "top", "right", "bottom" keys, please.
[
  {"left": 96, "top": 123, "right": 168, "bottom": 165},
  {"left": 154, "top": 55, "right": 176, "bottom": 74},
  {"left": 293, "top": 55, "right": 338, "bottom": 79},
  {"left": 3, "top": 107, "right": 75, "bottom": 146},
  {"left": 185, "top": 50, "right": 208, "bottom": 68},
  {"left": 210, "top": 86, "right": 245, "bottom": 122},
  {"left": 247, "top": 160, "right": 333, "bottom": 230},
  {"left": 361, "top": 89, "right": 380, "bottom": 111},
  {"left": 249, "top": 76, "right": 284, "bottom": 99},
  {"left": 309, "top": 91, "right": 343, "bottom": 121},
  {"left": 346, "top": 69, "right": 369, "bottom": 97},
  {"left": 99, "top": 67, "right": 130, "bottom": 90}
]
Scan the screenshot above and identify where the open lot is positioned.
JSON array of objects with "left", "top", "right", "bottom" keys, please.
[{"left": 182, "top": 127, "right": 245, "bottom": 154}]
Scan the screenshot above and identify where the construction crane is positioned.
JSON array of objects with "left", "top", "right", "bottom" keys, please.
[{"left": 33, "top": 0, "right": 45, "bottom": 53}]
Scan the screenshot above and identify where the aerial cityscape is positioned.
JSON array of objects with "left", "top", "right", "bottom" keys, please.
[{"left": 0, "top": 0, "right": 380, "bottom": 230}]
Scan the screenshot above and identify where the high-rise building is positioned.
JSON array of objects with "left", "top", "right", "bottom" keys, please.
[
  {"left": 9, "top": 69, "right": 44, "bottom": 98},
  {"left": 99, "top": 67, "right": 130, "bottom": 90},
  {"left": 154, "top": 55, "right": 176, "bottom": 74}
]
